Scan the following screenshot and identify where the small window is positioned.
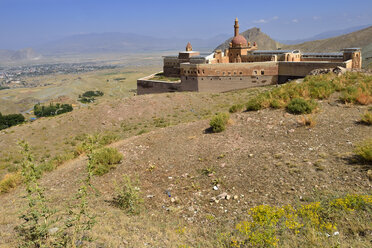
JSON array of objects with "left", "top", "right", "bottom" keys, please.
[
  {"left": 239, "top": 72, "right": 242, "bottom": 75},
  {"left": 202, "top": 69, "right": 205, "bottom": 73},
  {"left": 223, "top": 72, "right": 225, "bottom": 75},
  {"left": 198, "top": 70, "right": 200, "bottom": 74},
  {"left": 234, "top": 72, "right": 236, "bottom": 75},
  {"left": 254, "top": 70, "right": 258, "bottom": 75},
  {"left": 261, "top": 70, "right": 264, "bottom": 75}
]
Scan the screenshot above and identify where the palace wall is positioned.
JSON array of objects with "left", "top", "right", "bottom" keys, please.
[{"left": 179, "top": 62, "right": 279, "bottom": 93}]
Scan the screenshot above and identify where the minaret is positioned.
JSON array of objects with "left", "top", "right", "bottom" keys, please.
[
  {"left": 186, "top": 42, "right": 192, "bottom": 52},
  {"left": 234, "top": 17, "right": 239, "bottom": 37}
]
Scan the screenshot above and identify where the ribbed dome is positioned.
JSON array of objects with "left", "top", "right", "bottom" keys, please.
[{"left": 232, "top": 35, "right": 247, "bottom": 46}]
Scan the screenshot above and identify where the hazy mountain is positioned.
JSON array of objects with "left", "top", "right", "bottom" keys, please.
[
  {"left": 34, "top": 32, "right": 230, "bottom": 55},
  {"left": 214, "top": 27, "right": 281, "bottom": 51},
  {"left": 278, "top": 24, "right": 371, "bottom": 45},
  {"left": 0, "top": 48, "right": 41, "bottom": 62}
]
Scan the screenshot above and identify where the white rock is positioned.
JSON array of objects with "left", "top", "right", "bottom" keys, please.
[{"left": 217, "top": 192, "right": 227, "bottom": 200}]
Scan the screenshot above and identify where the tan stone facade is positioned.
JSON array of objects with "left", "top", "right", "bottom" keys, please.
[{"left": 138, "top": 18, "right": 362, "bottom": 95}]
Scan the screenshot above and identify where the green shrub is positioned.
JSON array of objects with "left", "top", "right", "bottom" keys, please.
[
  {"left": 361, "top": 112, "right": 372, "bottom": 125},
  {"left": 90, "top": 147, "right": 123, "bottom": 175},
  {"left": 82, "top": 90, "right": 104, "bottom": 98},
  {"left": 112, "top": 175, "right": 143, "bottom": 214},
  {"left": 354, "top": 139, "right": 372, "bottom": 162},
  {"left": 229, "top": 104, "right": 244, "bottom": 113},
  {"left": 209, "top": 113, "right": 229, "bottom": 133},
  {"left": 308, "top": 80, "right": 335, "bottom": 99},
  {"left": 339, "top": 86, "right": 358, "bottom": 104},
  {"left": 246, "top": 98, "right": 263, "bottom": 111},
  {"left": 33, "top": 103, "right": 73, "bottom": 117},
  {"left": 269, "top": 99, "right": 282, "bottom": 109},
  {"left": 0, "top": 112, "right": 25, "bottom": 130},
  {"left": 286, "top": 98, "right": 316, "bottom": 115},
  {"left": 78, "top": 91, "right": 104, "bottom": 103}
]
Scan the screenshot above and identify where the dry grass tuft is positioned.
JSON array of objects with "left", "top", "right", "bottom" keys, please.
[
  {"left": 360, "top": 112, "right": 372, "bottom": 125},
  {"left": 0, "top": 172, "right": 22, "bottom": 193},
  {"left": 297, "top": 115, "right": 316, "bottom": 128}
]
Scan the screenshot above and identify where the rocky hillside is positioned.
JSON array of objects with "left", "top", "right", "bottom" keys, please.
[
  {"left": 214, "top": 27, "right": 281, "bottom": 51},
  {"left": 283, "top": 25, "right": 372, "bottom": 52},
  {"left": 0, "top": 71, "right": 371, "bottom": 247}
]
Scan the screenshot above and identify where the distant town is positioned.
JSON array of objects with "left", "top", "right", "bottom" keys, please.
[{"left": 0, "top": 63, "right": 117, "bottom": 89}]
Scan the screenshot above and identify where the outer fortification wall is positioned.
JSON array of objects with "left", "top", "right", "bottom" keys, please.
[
  {"left": 277, "top": 60, "right": 352, "bottom": 83},
  {"left": 137, "top": 73, "right": 198, "bottom": 95}
]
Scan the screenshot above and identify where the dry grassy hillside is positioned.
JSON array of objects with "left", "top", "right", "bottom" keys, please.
[
  {"left": 283, "top": 26, "right": 372, "bottom": 52},
  {"left": 0, "top": 72, "right": 371, "bottom": 247}
]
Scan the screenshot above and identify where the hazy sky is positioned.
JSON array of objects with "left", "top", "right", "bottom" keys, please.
[{"left": 1, "top": 0, "right": 372, "bottom": 49}]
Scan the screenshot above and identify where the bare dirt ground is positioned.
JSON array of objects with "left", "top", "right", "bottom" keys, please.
[{"left": 0, "top": 95, "right": 371, "bottom": 247}]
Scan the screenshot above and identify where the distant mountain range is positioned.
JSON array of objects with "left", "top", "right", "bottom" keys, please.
[
  {"left": 34, "top": 33, "right": 230, "bottom": 55},
  {"left": 0, "top": 48, "right": 41, "bottom": 63},
  {"left": 1, "top": 24, "right": 372, "bottom": 68}
]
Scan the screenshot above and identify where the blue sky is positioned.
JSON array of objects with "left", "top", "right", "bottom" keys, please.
[{"left": 1, "top": 0, "right": 372, "bottom": 49}]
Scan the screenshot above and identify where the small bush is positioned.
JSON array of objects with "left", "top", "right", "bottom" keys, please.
[
  {"left": 90, "top": 147, "right": 123, "bottom": 175},
  {"left": 112, "top": 175, "right": 143, "bottom": 214},
  {"left": 209, "top": 113, "right": 229, "bottom": 133},
  {"left": 74, "top": 132, "right": 119, "bottom": 155},
  {"left": 246, "top": 98, "right": 263, "bottom": 111},
  {"left": 286, "top": 98, "right": 316, "bottom": 115},
  {"left": 0, "top": 172, "right": 22, "bottom": 193},
  {"left": 229, "top": 104, "right": 244, "bottom": 113},
  {"left": 361, "top": 112, "right": 372, "bottom": 125},
  {"left": 354, "top": 139, "right": 372, "bottom": 162}
]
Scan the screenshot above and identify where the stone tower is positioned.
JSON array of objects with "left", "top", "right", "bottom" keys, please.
[{"left": 343, "top": 48, "right": 362, "bottom": 69}]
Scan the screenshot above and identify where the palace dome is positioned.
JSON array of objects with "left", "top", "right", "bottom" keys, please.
[{"left": 231, "top": 35, "right": 247, "bottom": 46}]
